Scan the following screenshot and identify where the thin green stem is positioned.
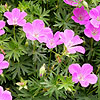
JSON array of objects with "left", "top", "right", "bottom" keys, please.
[
  {"left": 47, "top": 0, "right": 48, "bottom": 9},
  {"left": 13, "top": 25, "right": 16, "bottom": 41},
  {"left": 86, "top": 85, "right": 92, "bottom": 94},
  {"left": 91, "top": 38, "right": 93, "bottom": 49},
  {"left": 48, "top": 49, "right": 52, "bottom": 68},
  {"left": 57, "top": 0, "right": 59, "bottom": 8},
  {"left": 33, "top": 40, "right": 36, "bottom": 54},
  {"left": 87, "top": 87, "right": 98, "bottom": 95}
]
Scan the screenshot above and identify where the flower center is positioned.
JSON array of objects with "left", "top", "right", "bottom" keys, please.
[
  {"left": 50, "top": 39, "right": 54, "bottom": 46},
  {"left": 66, "top": 41, "right": 73, "bottom": 48},
  {"left": 78, "top": 74, "right": 84, "bottom": 81},
  {"left": 78, "top": 15, "right": 83, "bottom": 21},
  {"left": 13, "top": 18, "right": 17, "bottom": 25},
  {"left": 97, "top": 16, "right": 100, "bottom": 21},
  {"left": 33, "top": 33, "right": 39, "bottom": 38},
  {"left": 68, "top": 0, "right": 74, "bottom": 3},
  {"left": 92, "top": 29, "right": 98, "bottom": 36}
]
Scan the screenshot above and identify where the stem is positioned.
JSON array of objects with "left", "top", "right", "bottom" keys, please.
[
  {"left": 57, "top": 0, "right": 59, "bottom": 8},
  {"left": 33, "top": 40, "right": 36, "bottom": 54},
  {"left": 13, "top": 25, "right": 16, "bottom": 41},
  {"left": 91, "top": 38, "right": 93, "bottom": 49},
  {"left": 48, "top": 49, "right": 52, "bottom": 68},
  {"left": 87, "top": 87, "right": 98, "bottom": 95},
  {"left": 75, "top": 82, "right": 80, "bottom": 90},
  {"left": 47, "top": 0, "right": 48, "bottom": 9}
]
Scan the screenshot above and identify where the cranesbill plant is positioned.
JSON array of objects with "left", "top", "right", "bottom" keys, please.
[{"left": 68, "top": 63, "right": 98, "bottom": 87}]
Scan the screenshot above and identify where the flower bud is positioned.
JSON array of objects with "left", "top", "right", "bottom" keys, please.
[
  {"left": 39, "top": 63, "right": 46, "bottom": 77},
  {"left": 25, "top": 41, "right": 29, "bottom": 47},
  {"left": 82, "top": 1, "right": 88, "bottom": 9}
]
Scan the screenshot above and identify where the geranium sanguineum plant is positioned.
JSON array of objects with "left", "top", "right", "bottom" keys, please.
[
  {"left": 64, "top": 0, "right": 83, "bottom": 6},
  {"left": 84, "top": 22, "right": 100, "bottom": 41},
  {"left": 60, "top": 29, "right": 85, "bottom": 54},
  {"left": 72, "top": 6, "right": 90, "bottom": 25},
  {"left": 69, "top": 63, "right": 98, "bottom": 87},
  {"left": 23, "top": 19, "right": 53, "bottom": 43},
  {"left": 4, "top": 8, "right": 27, "bottom": 26},
  {"left": 0, "top": 20, "right": 5, "bottom": 36},
  {"left": 0, "top": 54, "right": 9, "bottom": 75},
  {"left": 89, "top": 6, "right": 100, "bottom": 28},
  {"left": 45, "top": 31, "right": 63, "bottom": 49},
  {"left": 0, "top": 86, "right": 12, "bottom": 100}
]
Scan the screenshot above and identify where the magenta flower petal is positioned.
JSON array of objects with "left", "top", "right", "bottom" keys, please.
[
  {"left": 0, "top": 21, "right": 5, "bottom": 29},
  {"left": 64, "top": 0, "right": 82, "bottom": 6},
  {"left": 72, "top": 6, "right": 90, "bottom": 25},
  {"left": 90, "top": 19, "right": 100, "bottom": 28},
  {"left": 0, "top": 54, "right": 4, "bottom": 63},
  {"left": 0, "top": 21, "right": 5, "bottom": 36},
  {"left": 71, "top": 35, "right": 83, "bottom": 46},
  {"left": 89, "top": 6, "right": 100, "bottom": 28},
  {"left": 0, "top": 86, "right": 12, "bottom": 100},
  {"left": 60, "top": 29, "right": 85, "bottom": 54},
  {"left": 72, "top": 73, "right": 79, "bottom": 83},
  {"left": 1, "top": 91, "right": 12, "bottom": 100},
  {"left": 89, "top": 8, "right": 99, "bottom": 19},
  {"left": 81, "top": 64, "right": 93, "bottom": 76},
  {"left": 69, "top": 46, "right": 85, "bottom": 54},
  {"left": 26, "top": 33, "right": 36, "bottom": 41},
  {"left": 0, "top": 69, "right": 3, "bottom": 75},
  {"left": 38, "top": 27, "right": 53, "bottom": 43},
  {"left": 0, "top": 54, "right": 9, "bottom": 74},
  {"left": 18, "top": 12, "right": 27, "bottom": 20},
  {"left": 69, "top": 63, "right": 98, "bottom": 87},
  {"left": 69, "top": 64, "right": 81, "bottom": 75},
  {"left": 23, "top": 19, "right": 46, "bottom": 42},
  {"left": 80, "top": 81, "right": 89, "bottom": 87},
  {"left": 32, "top": 19, "right": 45, "bottom": 33},
  {"left": 4, "top": 8, "right": 27, "bottom": 26},
  {"left": 23, "top": 23, "right": 33, "bottom": 33},
  {"left": 60, "top": 29, "right": 74, "bottom": 43},
  {"left": 0, "top": 30, "right": 5, "bottom": 36},
  {"left": 45, "top": 30, "right": 62, "bottom": 49},
  {"left": 17, "top": 19, "right": 26, "bottom": 26},
  {"left": 84, "top": 29, "right": 92, "bottom": 38},
  {"left": 0, "top": 86, "right": 3, "bottom": 94},
  {"left": 4, "top": 12, "right": 12, "bottom": 19},
  {"left": 12, "top": 8, "right": 20, "bottom": 18},
  {"left": 84, "top": 22, "right": 100, "bottom": 41},
  {"left": 86, "top": 74, "right": 98, "bottom": 84},
  {"left": 0, "top": 61, "right": 9, "bottom": 69}
]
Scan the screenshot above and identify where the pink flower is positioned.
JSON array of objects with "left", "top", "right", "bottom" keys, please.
[
  {"left": 60, "top": 29, "right": 85, "bottom": 54},
  {"left": 64, "top": 0, "right": 83, "bottom": 6},
  {"left": 0, "top": 21, "right": 5, "bottom": 36},
  {"left": 0, "top": 54, "right": 9, "bottom": 75},
  {"left": 45, "top": 31, "right": 63, "bottom": 49},
  {"left": 89, "top": 6, "right": 100, "bottom": 28},
  {"left": 0, "top": 86, "right": 12, "bottom": 100},
  {"left": 84, "top": 22, "right": 100, "bottom": 41},
  {"left": 4, "top": 8, "right": 27, "bottom": 26},
  {"left": 23, "top": 19, "right": 52, "bottom": 43},
  {"left": 72, "top": 6, "right": 90, "bottom": 25},
  {"left": 69, "top": 64, "right": 98, "bottom": 87}
]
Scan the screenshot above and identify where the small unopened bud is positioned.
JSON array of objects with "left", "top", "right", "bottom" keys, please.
[
  {"left": 0, "top": 49, "right": 6, "bottom": 55},
  {"left": 39, "top": 63, "right": 46, "bottom": 77},
  {"left": 83, "top": 1, "right": 88, "bottom": 9},
  {"left": 4, "top": 3, "right": 7, "bottom": 9},
  {"left": 25, "top": 41, "right": 29, "bottom": 47}
]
